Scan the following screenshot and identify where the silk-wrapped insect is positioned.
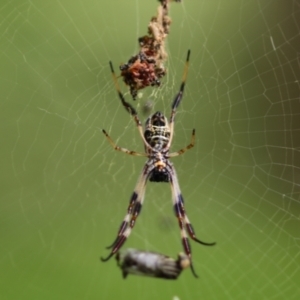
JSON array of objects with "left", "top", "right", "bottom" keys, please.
[{"left": 116, "top": 249, "right": 190, "bottom": 279}]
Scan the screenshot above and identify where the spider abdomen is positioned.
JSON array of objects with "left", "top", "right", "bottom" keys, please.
[{"left": 144, "top": 111, "right": 170, "bottom": 151}]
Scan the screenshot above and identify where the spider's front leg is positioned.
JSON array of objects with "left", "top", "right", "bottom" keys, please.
[
  {"left": 169, "top": 164, "right": 216, "bottom": 277},
  {"left": 100, "top": 166, "right": 150, "bottom": 262}
]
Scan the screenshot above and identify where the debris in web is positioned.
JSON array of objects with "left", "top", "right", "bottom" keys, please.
[{"left": 119, "top": 0, "right": 182, "bottom": 100}]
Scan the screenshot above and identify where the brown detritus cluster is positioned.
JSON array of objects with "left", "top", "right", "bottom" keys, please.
[{"left": 120, "top": 0, "right": 181, "bottom": 100}]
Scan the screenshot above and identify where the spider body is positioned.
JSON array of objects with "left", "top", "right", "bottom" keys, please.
[{"left": 101, "top": 50, "right": 216, "bottom": 277}]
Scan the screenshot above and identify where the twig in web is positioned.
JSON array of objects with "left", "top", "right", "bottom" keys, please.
[{"left": 119, "top": 0, "right": 182, "bottom": 100}]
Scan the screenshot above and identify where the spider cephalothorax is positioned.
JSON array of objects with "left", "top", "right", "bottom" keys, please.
[{"left": 101, "top": 50, "right": 216, "bottom": 277}]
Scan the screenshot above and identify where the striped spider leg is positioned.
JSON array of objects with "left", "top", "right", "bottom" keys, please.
[
  {"left": 169, "top": 164, "right": 216, "bottom": 277},
  {"left": 101, "top": 50, "right": 216, "bottom": 277}
]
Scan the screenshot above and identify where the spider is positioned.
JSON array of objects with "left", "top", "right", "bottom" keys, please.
[{"left": 101, "top": 50, "right": 216, "bottom": 277}]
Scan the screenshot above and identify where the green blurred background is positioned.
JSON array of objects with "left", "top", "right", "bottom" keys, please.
[{"left": 1, "top": 0, "right": 300, "bottom": 299}]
